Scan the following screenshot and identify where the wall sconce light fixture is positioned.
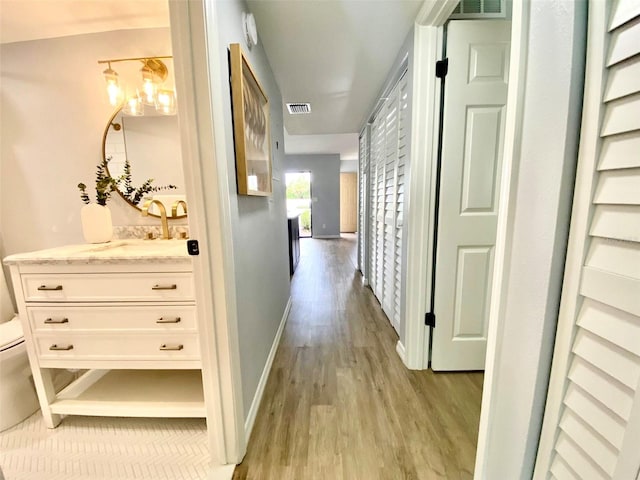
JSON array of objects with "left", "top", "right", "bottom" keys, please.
[{"left": 98, "top": 56, "right": 176, "bottom": 115}]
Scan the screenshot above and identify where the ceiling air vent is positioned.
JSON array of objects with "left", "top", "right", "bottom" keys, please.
[
  {"left": 451, "top": 0, "right": 505, "bottom": 18},
  {"left": 286, "top": 103, "right": 311, "bottom": 115}
]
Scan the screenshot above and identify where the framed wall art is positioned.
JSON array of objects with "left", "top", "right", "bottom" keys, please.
[{"left": 229, "top": 43, "right": 272, "bottom": 196}]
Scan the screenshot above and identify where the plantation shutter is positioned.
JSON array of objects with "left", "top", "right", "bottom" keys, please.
[
  {"left": 375, "top": 108, "right": 387, "bottom": 302},
  {"left": 369, "top": 112, "right": 386, "bottom": 298},
  {"left": 358, "top": 127, "right": 370, "bottom": 277},
  {"left": 363, "top": 71, "right": 409, "bottom": 332},
  {"left": 534, "top": 1, "right": 640, "bottom": 479},
  {"left": 382, "top": 82, "right": 400, "bottom": 327},
  {"left": 394, "top": 73, "right": 410, "bottom": 328}
]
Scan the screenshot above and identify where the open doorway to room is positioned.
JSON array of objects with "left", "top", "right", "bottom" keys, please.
[{"left": 285, "top": 171, "right": 312, "bottom": 238}]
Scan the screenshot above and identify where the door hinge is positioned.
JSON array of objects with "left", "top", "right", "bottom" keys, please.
[
  {"left": 425, "top": 312, "right": 436, "bottom": 328},
  {"left": 435, "top": 58, "right": 449, "bottom": 79},
  {"left": 186, "top": 239, "right": 200, "bottom": 256}
]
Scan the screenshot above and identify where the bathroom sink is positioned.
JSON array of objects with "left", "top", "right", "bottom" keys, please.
[
  {"left": 84, "top": 239, "right": 186, "bottom": 256},
  {"left": 3, "top": 239, "right": 189, "bottom": 266}
]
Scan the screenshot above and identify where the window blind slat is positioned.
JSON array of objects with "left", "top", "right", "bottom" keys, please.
[
  {"left": 607, "top": 16, "right": 640, "bottom": 66},
  {"left": 603, "top": 55, "right": 640, "bottom": 101},
  {"left": 609, "top": 0, "right": 640, "bottom": 31},
  {"left": 598, "top": 131, "right": 640, "bottom": 170}
]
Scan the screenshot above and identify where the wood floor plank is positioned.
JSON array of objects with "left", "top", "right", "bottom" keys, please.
[{"left": 233, "top": 235, "right": 483, "bottom": 479}]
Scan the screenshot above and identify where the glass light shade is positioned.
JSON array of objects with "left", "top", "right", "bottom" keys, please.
[
  {"left": 142, "top": 79, "right": 157, "bottom": 106},
  {"left": 103, "top": 67, "right": 122, "bottom": 106},
  {"left": 122, "top": 91, "right": 144, "bottom": 116},
  {"left": 155, "top": 89, "right": 177, "bottom": 115}
]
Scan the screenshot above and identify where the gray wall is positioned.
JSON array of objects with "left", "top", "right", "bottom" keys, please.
[
  {"left": 285, "top": 154, "right": 340, "bottom": 238},
  {"left": 214, "top": 0, "right": 291, "bottom": 420}
]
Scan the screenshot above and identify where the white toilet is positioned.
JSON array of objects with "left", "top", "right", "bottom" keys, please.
[{"left": 0, "top": 269, "right": 39, "bottom": 431}]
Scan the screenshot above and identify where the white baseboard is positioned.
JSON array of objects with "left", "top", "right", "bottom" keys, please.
[
  {"left": 244, "top": 296, "right": 292, "bottom": 440},
  {"left": 312, "top": 235, "right": 341, "bottom": 239},
  {"left": 396, "top": 340, "right": 408, "bottom": 367}
]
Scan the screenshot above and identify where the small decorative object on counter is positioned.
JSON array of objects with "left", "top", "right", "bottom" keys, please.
[
  {"left": 80, "top": 203, "right": 113, "bottom": 243},
  {"left": 77, "top": 158, "right": 117, "bottom": 244},
  {"left": 78, "top": 158, "right": 178, "bottom": 244}
]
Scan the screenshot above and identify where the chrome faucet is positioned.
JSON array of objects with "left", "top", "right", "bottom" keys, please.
[
  {"left": 142, "top": 199, "right": 170, "bottom": 240},
  {"left": 171, "top": 200, "right": 188, "bottom": 218}
]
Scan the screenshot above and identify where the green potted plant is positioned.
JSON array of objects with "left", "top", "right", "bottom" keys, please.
[
  {"left": 118, "top": 159, "right": 177, "bottom": 207},
  {"left": 77, "top": 158, "right": 118, "bottom": 243}
]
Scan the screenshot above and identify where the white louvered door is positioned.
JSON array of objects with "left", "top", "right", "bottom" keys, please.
[
  {"left": 382, "top": 83, "right": 400, "bottom": 326},
  {"left": 369, "top": 113, "right": 385, "bottom": 297},
  {"left": 365, "top": 73, "right": 409, "bottom": 333},
  {"left": 394, "top": 74, "right": 410, "bottom": 329},
  {"left": 358, "top": 128, "right": 370, "bottom": 278},
  {"left": 534, "top": 1, "right": 640, "bottom": 478},
  {"left": 374, "top": 109, "right": 386, "bottom": 302}
]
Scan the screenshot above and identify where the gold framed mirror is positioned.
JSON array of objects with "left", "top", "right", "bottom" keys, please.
[{"left": 102, "top": 106, "right": 186, "bottom": 219}]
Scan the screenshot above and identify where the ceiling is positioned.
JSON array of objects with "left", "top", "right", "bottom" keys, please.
[
  {"left": 284, "top": 131, "right": 359, "bottom": 160},
  {"left": 1, "top": 0, "right": 423, "bottom": 158},
  {"left": 247, "top": 0, "right": 423, "bottom": 136},
  {"left": 0, "top": 0, "right": 169, "bottom": 44}
]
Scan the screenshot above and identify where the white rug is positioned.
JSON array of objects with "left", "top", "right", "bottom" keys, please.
[{"left": 0, "top": 413, "right": 233, "bottom": 480}]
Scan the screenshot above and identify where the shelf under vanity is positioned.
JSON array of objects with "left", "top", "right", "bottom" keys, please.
[
  {"left": 51, "top": 369, "right": 205, "bottom": 418},
  {"left": 4, "top": 240, "right": 207, "bottom": 427}
]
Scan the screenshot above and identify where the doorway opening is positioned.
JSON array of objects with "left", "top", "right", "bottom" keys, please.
[
  {"left": 285, "top": 171, "right": 312, "bottom": 238},
  {"left": 340, "top": 172, "right": 358, "bottom": 234}
]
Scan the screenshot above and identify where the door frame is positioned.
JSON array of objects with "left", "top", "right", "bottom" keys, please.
[
  {"left": 404, "top": 0, "right": 585, "bottom": 477},
  {"left": 285, "top": 171, "right": 313, "bottom": 238},
  {"left": 168, "top": 0, "right": 246, "bottom": 464},
  {"left": 402, "top": 3, "right": 455, "bottom": 370}
]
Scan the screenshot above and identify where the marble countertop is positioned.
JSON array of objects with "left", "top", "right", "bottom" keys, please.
[{"left": 3, "top": 239, "right": 192, "bottom": 265}]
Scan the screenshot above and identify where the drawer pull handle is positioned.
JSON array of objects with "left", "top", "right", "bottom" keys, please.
[
  {"left": 156, "top": 317, "right": 181, "bottom": 324},
  {"left": 38, "top": 285, "right": 63, "bottom": 291},
  {"left": 152, "top": 284, "right": 177, "bottom": 291},
  {"left": 44, "top": 318, "right": 69, "bottom": 324},
  {"left": 49, "top": 344, "right": 73, "bottom": 351},
  {"left": 160, "top": 344, "right": 184, "bottom": 351}
]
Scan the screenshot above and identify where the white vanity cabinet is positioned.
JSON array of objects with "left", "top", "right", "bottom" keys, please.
[{"left": 4, "top": 242, "right": 205, "bottom": 428}]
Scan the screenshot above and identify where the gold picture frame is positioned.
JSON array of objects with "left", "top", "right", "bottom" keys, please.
[{"left": 229, "top": 43, "right": 272, "bottom": 196}]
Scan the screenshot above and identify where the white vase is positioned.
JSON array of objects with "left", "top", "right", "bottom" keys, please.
[{"left": 80, "top": 204, "right": 113, "bottom": 243}]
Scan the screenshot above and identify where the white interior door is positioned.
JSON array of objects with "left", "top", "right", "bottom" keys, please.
[{"left": 431, "top": 20, "right": 511, "bottom": 371}]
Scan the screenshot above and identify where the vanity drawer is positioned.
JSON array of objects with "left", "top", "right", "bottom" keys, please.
[
  {"left": 34, "top": 333, "right": 200, "bottom": 362},
  {"left": 28, "top": 305, "right": 197, "bottom": 333},
  {"left": 22, "top": 273, "right": 194, "bottom": 302}
]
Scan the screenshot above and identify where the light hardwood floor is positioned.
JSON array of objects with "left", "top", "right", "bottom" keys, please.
[{"left": 233, "top": 235, "right": 483, "bottom": 480}]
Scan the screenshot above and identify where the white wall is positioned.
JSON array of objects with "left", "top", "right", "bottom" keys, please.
[
  {"left": 213, "top": 0, "right": 291, "bottom": 420},
  {"left": 0, "top": 27, "right": 186, "bottom": 263},
  {"left": 340, "top": 160, "right": 358, "bottom": 172},
  {"left": 285, "top": 154, "right": 341, "bottom": 237},
  {"left": 477, "top": 2, "right": 587, "bottom": 477}
]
